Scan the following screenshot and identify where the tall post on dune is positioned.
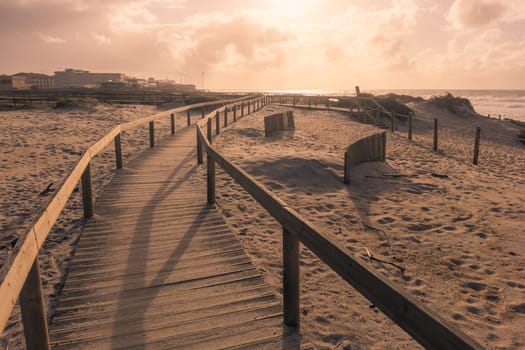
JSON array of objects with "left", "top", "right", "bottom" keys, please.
[
  {"left": 408, "top": 114, "right": 413, "bottom": 140},
  {"left": 433, "top": 118, "right": 438, "bottom": 151},
  {"left": 170, "top": 113, "right": 176, "bottom": 135},
  {"left": 473, "top": 127, "right": 481, "bottom": 165}
]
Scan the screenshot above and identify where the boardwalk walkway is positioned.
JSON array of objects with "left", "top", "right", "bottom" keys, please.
[{"left": 48, "top": 126, "right": 301, "bottom": 349}]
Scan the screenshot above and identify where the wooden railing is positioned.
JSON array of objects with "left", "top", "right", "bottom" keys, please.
[
  {"left": 196, "top": 96, "right": 484, "bottom": 349},
  {"left": 0, "top": 95, "right": 255, "bottom": 349}
]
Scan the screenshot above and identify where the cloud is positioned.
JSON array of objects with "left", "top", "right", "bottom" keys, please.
[
  {"left": 90, "top": 32, "right": 111, "bottom": 45},
  {"left": 447, "top": 0, "right": 506, "bottom": 29},
  {"left": 36, "top": 32, "right": 66, "bottom": 43}
]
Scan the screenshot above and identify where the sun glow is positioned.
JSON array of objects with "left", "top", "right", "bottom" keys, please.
[{"left": 266, "top": 0, "right": 317, "bottom": 17}]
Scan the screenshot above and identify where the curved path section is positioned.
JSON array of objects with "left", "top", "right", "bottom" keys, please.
[{"left": 48, "top": 126, "right": 300, "bottom": 349}]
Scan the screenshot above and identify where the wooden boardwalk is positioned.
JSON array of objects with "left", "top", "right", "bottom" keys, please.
[{"left": 48, "top": 126, "right": 301, "bottom": 349}]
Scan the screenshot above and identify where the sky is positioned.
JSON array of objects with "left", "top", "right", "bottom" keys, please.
[{"left": 1, "top": 0, "right": 524, "bottom": 90}]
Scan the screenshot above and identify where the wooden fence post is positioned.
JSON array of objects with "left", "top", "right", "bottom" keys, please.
[
  {"left": 248, "top": 101, "right": 251, "bottom": 114},
  {"left": 81, "top": 162, "right": 94, "bottom": 218},
  {"left": 207, "top": 118, "right": 213, "bottom": 143},
  {"left": 207, "top": 156, "right": 215, "bottom": 204},
  {"left": 187, "top": 110, "right": 191, "bottom": 126},
  {"left": 215, "top": 111, "right": 220, "bottom": 135},
  {"left": 283, "top": 227, "right": 299, "bottom": 327},
  {"left": 241, "top": 102, "right": 245, "bottom": 117},
  {"left": 149, "top": 121, "right": 155, "bottom": 147},
  {"left": 343, "top": 151, "right": 350, "bottom": 184},
  {"left": 196, "top": 128, "right": 203, "bottom": 165},
  {"left": 473, "top": 126, "right": 481, "bottom": 165},
  {"left": 433, "top": 118, "right": 438, "bottom": 151},
  {"left": 224, "top": 107, "right": 228, "bottom": 127},
  {"left": 390, "top": 112, "right": 395, "bottom": 132},
  {"left": 114, "top": 134, "right": 123, "bottom": 169},
  {"left": 20, "top": 260, "right": 50, "bottom": 350},
  {"left": 170, "top": 113, "right": 175, "bottom": 135},
  {"left": 233, "top": 105, "right": 237, "bottom": 121},
  {"left": 201, "top": 108, "right": 205, "bottom": 119},
  {"left": 408, "top": 114, "right": 413, "bottom": 140}
]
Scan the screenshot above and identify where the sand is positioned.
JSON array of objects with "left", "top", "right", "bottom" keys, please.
[
  {"left": 0, "top": 99, "right": 523, "bottom": 349},
  {"left": 204, "top": 104, "right": 524, "bottom": 349},
  {"left": 0, "top": 102, "right": 196, "bottom": 347}
]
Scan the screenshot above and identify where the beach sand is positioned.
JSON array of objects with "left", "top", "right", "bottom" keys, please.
[
  {"left": 0, "top": 103, "right": 195, "bottom": 347},
  {"left": 204, "top": 104, "right": 524, "bottom": 349},
  {"left": 0, "top": 100, "right": 523, "bottom": 349}
]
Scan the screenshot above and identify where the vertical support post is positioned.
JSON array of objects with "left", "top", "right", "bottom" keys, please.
[
  {"left": 343, "top": 151, "right": 350, "bottom": 184},
  {"left": 381, "top": 131, "right": 387, "bottom": 161},
  {"left": 207, "top": 155, "right": 215, "bottom": 204},
  {"left": 187, "top": 110, "right": 191, "bottom": 126},
  {"left": 433, "top": 118, "right": 438, "bottom": 151},
  {"left": 473, "top": 126, "right": 481, "bottom": 165},
  {"left": 114, "top": 133, "right": 123, "bottom": 169},
  {"left": 215, "top": 111, "right": 220, "bottom": 135},
  {"left": 241, "top": 102, "right": 245, "bottom": 117},
  {"left": 149, "top": 121, "right": 155, "bottom": 147},
  {"left": 408, "top": 114, "right": 413, "bottom": 140},
  {"left": 390, "top": 112, "right": 395, "bottom": 132},
  {"left": 196, "top": 128, "right": 203, "bottom": 165},
  {"left": 248, "top": 101, "right": 251, "bottom": 114},
  {"left": 20, "top": 260, "right": 50, "bottom": 350},
  {"left": 81, "top": 162, "right": 94, "bottom": 218},
  {"left": 201, "top": 107, "right": 205, "bottom": 119},
  {"left": 283, "top": 227, "right": 299, "bottom": 327},
  {"left": 233, "top": 105, "right": 237, "bottom": 121},
  {"left": 224, "top": 107, "right": 228, "bottom": 127},
  {"left": 170, "top": 113, "right": 175, "bottom": 135},
  {"left": 207, "top": 118, "right": 213, "bottom": 143}
]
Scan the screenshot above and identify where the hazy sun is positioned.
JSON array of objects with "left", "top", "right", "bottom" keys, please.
[{"left": 267, "top": 0, "right": 317, "bottom": 17}]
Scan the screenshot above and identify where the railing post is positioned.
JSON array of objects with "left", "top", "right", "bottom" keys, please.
[
  {"left": 20, "top": 260, "right": 50, "bottom": 350},
  {"left": 149, "top": 121, "right": 155, "bottom": 147},
  {"left": 408, "top": 114, "right": 413, "bottom": 140},
  {"left": 283, "top": 227, "right": 299, "bottom": 327},
  {"left": 170, "top": 113, "right": 175, "bottom": 134},
  {"left": 224, "top": 107, "right": 228, "bottom": 127},
  {"left": 473, "top": 126, "right": 481, "bottom": 165},
  {"left": 207, "top": 118, "right": 213, "bottom": 143},
  {"left": 248, "top": 101, "right": 251, "bottom": 114},
  {"left": 201, "top": 107, "right": 205, "bottom": 119},
  {"left": 215, "top": 111, "right": 220, "bottom": 135},
  {"left": 187, "top": 110, "right": 191, "bottom": 126},
  {"left": 241, "top": 102, "right": 245, "bottom": 117},
  {"left": 196, "top": 128, "right": 203, "bottom": 165},
  {"left": 114, "top": 133, "right": 123, "bottom": 169},
  {"left": 207, "top": 155, "right": 215, "bottom": 204},
  {"left": 81, "top": 162, "right": 94, "bottom": 218},
  {"left": 233, "top": 105, "right": 237, "bottom": 121},
  {"left": 433, "top": 118, "right": 438, "bottom": 151}
]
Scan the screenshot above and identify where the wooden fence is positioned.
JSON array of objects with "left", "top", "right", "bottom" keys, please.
[
  {"left": 0, "top": 94, "right": 257, "bottom": 349},
  {"left": 344, "top": 131, "right": 387, "bottom": 184},
  {"left": 197, "top": 98, "right": 483, "bottom": 350},
  {"left": 264, "top": 111, "right": 295, "bottom": 137}
]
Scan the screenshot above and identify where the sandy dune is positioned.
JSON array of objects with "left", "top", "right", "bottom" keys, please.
[{"left": 206, "top": 104, "right": 524, "bottom": 349}]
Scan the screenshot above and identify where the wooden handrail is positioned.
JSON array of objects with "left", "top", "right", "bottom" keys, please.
[
  {"left": 196, "top": 99, "right": 483, "bottom": 350},
  {"left": 0, "top": 94, "right": 255, "bottom": 344}
]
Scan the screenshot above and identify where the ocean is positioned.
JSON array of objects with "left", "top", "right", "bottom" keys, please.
[{"left": 264, "top": 89, "right": 525, "bottom": 123}]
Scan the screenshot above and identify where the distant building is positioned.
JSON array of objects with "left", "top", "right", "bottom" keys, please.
[
  {"left": 12, "top": 73, "right": 55, "bottom": 89},
  {"left": 54, "top": 68, "right": 125, "bottom": 88}
]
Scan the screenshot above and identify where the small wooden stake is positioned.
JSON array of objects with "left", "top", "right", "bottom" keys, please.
[
  {"left": 114, "top": 134, "right": 123, "bottom": 169},
  {"left": 283, "top": 227, "right": 300, "bottom": 327},
  {"left": 170, "top": 113, "right": 175, "bottom": 134},
  {"left": 433, "top": 118, "right": 438, "bottom": 151},
  {"left": 473, "top": 126, "right": 481, "bottom": 165},
  {"left": 187, "top": 110, "right": 191, "bottom": 126},
  {"left": 149, "top": 121, "right": 155, "bottom": 147},
  {"left": 20, "top": 260, "right": 50, "bottom": 350},
  {"left": 81, "top": 162, "right": 94, "bottom": 218}
]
